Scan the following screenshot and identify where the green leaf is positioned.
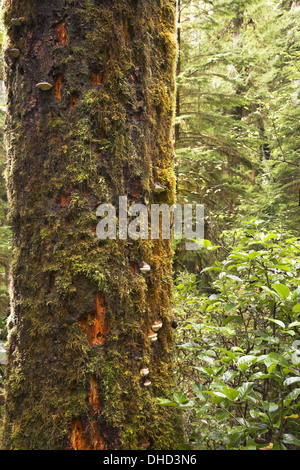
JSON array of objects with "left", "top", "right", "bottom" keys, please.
[
  {"left": 225, "top": 274, "right": 243, "bottom": 282},
  {"left": 196, "top": 404, "right": 211, "bottom": 416},
  {"left": 223, "top": 370, "right": 239, "bottom": 383},
  {"left": 156, "top": 398, "right": 177, "bottom": 407},
  {"left": 264, "top": 352, "right": 289, "bottom": 370},
  {"left": 193, "top": 382, "right": 207, "bottom": 400},
  {"left": 271, "top": 283, "right": 290, "bottom": 299},
  {"left": 216, "top": 409, "right": 230, "bottom": 421},
  {"left": 284, "top": 388, "right": 300, "bottom": 404},
  {"left": 248, "top": 251, "right": 268, "bottom": 259},
  {"left": 224, "top": 303, "right": 237, "bottom": 314},
  {"left": 237, "top": 355, "right": 257, "bottom": 372},
  {"left": 261, "top": 286, "right": 279, "bottom": 298},
  {"left": 283, "top": 377, "right": 300, "bottom": 387},
  {"left": 267, "top": 318, "right": 286, "bottom": 329},
  {"left": 202, "top": 239, "right": 212, "bottom": 249},
  {"left": 193, "top": 366, "right": 213, "bottom": 377},
  {"left": 179, "top": 444, "right": 193, "bottom": 450},
  {"left": 200, "top": 266, "right": 222, "bottom": 274},
  {"left": 250, "top": 372, "right": 272, "bottom": 380},
  {"left": 176, "top": 284, "right": 185, "bottom": 290},
  {"left": 223, "top": 315, "right": 243, "bottom": 326},
  {"left": 281, "top": 434, "right": 300, "bottom": 447},
  {"left": 292, "top": 304, "right": 300, "bottom": 313},
  {"left": 238, "top": 382, "right": 255, "bottom": 399},
  {"left": 268, "top": 403, "right": 279, "bottom": 413},
  {"left": 222, "top": 386, "right": 240, "bottom": 401},
  {"left": 173, "top": 392, "right": 188, "bottom": 404},
  {"left": 210, "top": 245, "right": 221, "bottom": 251}
]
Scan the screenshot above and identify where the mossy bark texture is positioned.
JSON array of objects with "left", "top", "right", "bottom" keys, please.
[{"left": 2, "top": 0, "right": 184, "bottom": 451}]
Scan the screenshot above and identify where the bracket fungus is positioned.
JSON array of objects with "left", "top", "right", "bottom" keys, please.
[
  {"left": 152, "top": 321, "right": 163, "bottom": 332},
  {"left": 140, "top": 368, "right": 150, "bottom": 377},
  {"left": 140, "top": 262, "right": 151, "bottom": 273},
  {"left": 148, "top": 332, "right": 158, "bottom": 342},
  {"left": 36, "top": 82, "right": 53, "bottom": 91},
  {"left": 9, "top": 48, "right": 20, "bottom": 58},
  {"left": 11, "top": 18, "right": 24, "bottom": 26},
  {"left": 154, "top": 182, "right": 167, "bottom": 194},
  {"left": 144, "top": 380, "right": 152, "bottom": 387}
]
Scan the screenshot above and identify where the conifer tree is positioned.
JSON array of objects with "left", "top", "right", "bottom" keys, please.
[{"left": 2, "top": 0, "right": 184, "bottom": 450}]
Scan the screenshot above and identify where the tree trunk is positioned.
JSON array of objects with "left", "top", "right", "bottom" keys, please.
[
  {"left": 2, "top": 0, "right": 184, "bottom": 450},
  {"left": 175, "top": 0, "right": 181, "bottom": 143}
]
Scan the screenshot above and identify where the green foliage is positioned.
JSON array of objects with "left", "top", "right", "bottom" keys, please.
[
  {"left": 175, "top": 0, "right": 300, "bottom": 272},
  {"left": 160, "top": 221, "right": 300, "bottom": 450}
]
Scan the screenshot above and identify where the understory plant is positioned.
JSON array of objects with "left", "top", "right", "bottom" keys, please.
[{"left": 160, "top": 220, "right": 300, "bottom": 450}]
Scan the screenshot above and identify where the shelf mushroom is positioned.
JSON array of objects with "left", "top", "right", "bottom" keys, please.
[
  {"left": 36, "top": 82, "right": 53, "bottom": 91},
  {"left": 148, "top": 332, "right": 158, "bottom": 342},
  {"left": 152, "top": 321, "right": 163, "bottom": 332},
  {"left": 9, "top": 48, "right": 20, "bottom": 58},
  {"left": 140, "top": 261, "right": 151, "bottom": 273},
  {"left": 154, "top": 182, "right": 167, "bottom": 194},
  {"left": 140, "top": 368, "right": 150, "bottom": 377},
  {"left": 11, "top": 18, "right": 24, "bottom": 26}
]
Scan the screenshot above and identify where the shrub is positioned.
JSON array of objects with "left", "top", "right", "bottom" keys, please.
[{"left": 159, "top": 220, "right": 300, "bottom": 450}]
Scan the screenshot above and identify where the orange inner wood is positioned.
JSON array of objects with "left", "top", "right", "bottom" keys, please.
[
  {"left": 54, "top": 74, "right": 63, "bottom": 100},
  {"left": 71, "top": 418, "right": 106, "bottom": 451},
  {"left": 55, "top": 21, "right": 68, "bottom": 45},
  {"left": 129, "top": 263, "right": 139, "bottom": 276},
  {"left": 89, "top": 375, "right": 100, "bottom": 414},
  {"left": 79, "top": 292, "right": 110, "bottom": 347},
  {"left": 71, "top": 419, "right": 93, "bottom": 450},
  {"left": 69, "top": 92, "right": 79, "bottom": 109},
  {"left": 90, "top": 71, "right": 104, "bottom": 85},
  {"left": 130, "top": 72, "right": 137, "bottom": 85},
  {"left": 59, "top": 190, "right": 70, "bottom": 205},
  {"left": 133, "top": 179, "right": 142, "bottom": 199}
]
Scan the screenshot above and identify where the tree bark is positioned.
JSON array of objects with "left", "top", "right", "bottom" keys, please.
[
  {"left": 175, "top": 0, "right": 181, "bottom": 143},
  {"left": 2, "top": 0, "right": 184, "bottom": 450}
]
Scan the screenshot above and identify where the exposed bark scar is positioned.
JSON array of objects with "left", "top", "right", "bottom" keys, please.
[
  {"left": 59, "top": 189, "right": 70, "bottom": 206},
  {"left": 89, "top": 375, "right": 100, "bottom": 414},
  {"left": 129, "top": 262, "right": 139, "bottom": 275},
  {"left": 69, "top": 92, "right": 79, "bottom": 109},
  {"left": 55, "top": 21, "right": 68, "bottom": 45},
  {"left": 71, "top": 418, "right": 106, "bottom": 450},
  {"left": 49, "top": 274, "right": 56, "bottom": 292},
  {"left": 130, "top": 72, "right": 137, "bottom": 85},
  {"left": 54, "top": 74, "right": 64, "bottom": 100},
  {"left": 134, "top": 110, "right": 142, "bottom": 122},
  {"left": 90, "top": 71, "right": 104, "bottom": 86},
  {"left": 133, "top": 178, "right": 142, "bottom": 200},
  {"left": 71, "top": 419, "right": 92, "bottom": 450},
  {"left": 79, "top": 292, "right": 110, "bottom": 347}
]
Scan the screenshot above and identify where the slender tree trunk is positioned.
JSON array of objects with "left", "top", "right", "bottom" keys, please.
[{"left": 2, "top": 0, "right": 184, "bottom": 450}]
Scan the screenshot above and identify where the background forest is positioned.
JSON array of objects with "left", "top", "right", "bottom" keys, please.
[{"left": 0, "top": 0, "right": 300, "bottom": 450}]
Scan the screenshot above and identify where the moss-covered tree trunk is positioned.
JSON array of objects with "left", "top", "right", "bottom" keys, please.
[{"left": 2, "top": 0, "right": 184, "bottom": 450}]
